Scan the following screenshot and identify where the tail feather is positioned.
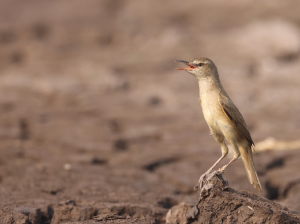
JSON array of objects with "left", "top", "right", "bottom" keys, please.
[{"left": 240, "top": 145, "right": 262, "bottom": 193}]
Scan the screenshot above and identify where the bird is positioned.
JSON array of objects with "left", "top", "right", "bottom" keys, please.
[{"left": 175, "top": 57, "right": 262, "bottom": 193}]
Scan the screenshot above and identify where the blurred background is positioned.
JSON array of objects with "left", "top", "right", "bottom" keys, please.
[{"left": 0, "top": 0, "right": 300, "bottom": 223}]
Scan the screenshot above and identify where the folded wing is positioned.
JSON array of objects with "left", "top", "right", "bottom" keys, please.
[{"left": 218, "top": 92, "right": 254, "bottom": 148}]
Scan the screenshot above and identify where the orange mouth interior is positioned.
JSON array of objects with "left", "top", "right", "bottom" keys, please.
[{"left": 175, "top": 64, "right": 196, "bottom": 70}]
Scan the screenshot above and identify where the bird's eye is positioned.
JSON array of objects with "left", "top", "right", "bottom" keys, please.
[{"left": 198, "top": 63, "right": 203, "bottom": 67}]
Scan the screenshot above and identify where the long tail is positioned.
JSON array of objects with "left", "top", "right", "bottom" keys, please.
[{"left": 239, "top": 144, "right": 262, "bottom": 193}]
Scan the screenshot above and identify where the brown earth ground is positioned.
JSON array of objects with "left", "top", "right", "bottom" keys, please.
[{"left": 0, "top": 1, "right": 300, "bottom": 223}]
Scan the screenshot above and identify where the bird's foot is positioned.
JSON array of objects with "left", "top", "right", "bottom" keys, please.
[
  {"left": 219, "top": 166, "right": 226, "bottom": 173},
  {"left": 194, "top": 172, "right": 209, "bottom": 192}
]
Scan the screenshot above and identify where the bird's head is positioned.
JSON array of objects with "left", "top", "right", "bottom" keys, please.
[{"left": 175, "top": 57, "right": 218, "bottom": 79}]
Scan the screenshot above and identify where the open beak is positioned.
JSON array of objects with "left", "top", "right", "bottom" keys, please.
[{"left": 175, "top": 60, "right": 196, "bottom": 71}]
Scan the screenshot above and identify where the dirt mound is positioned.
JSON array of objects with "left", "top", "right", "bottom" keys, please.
[{"left": 166, "top": 171, "right": 300, "bottom": 224}]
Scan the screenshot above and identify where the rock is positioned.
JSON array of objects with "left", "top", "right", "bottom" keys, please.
[
  {"left": 0, "top": 207, "right": 30, "bottom": 224},
  {"left": 166, "top": 171, "right": 300, "bottom": 224}
]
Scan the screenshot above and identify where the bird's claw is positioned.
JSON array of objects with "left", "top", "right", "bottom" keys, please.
[
  {"left": 194, "top": 173, "right": 208, "bottom": 192},
  {"left": 219, "top": 166, "right": 226, "bottom": 173},
  {"left": 194, "top": 185, "right": 199, "bottom": 192}
]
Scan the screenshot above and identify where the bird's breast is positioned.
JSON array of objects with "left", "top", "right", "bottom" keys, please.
[{"left": 202, "top": 100, "right": 234, "bottom": 135}]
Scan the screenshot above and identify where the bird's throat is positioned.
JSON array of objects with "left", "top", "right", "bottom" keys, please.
[{"left": 198, "top": 77, "right": 222, "bottom": 99}]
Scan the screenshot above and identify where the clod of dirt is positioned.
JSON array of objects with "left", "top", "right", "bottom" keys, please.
[
  {"left": 14, "top": 207, "right": 41, "bottom": 224},
  {"left": 91, "top": 157, "right": 107, "bottom": 165},
  {"left": 10, "top": 51, "right": 24, "bottom": 64},
  {"left": 166, "top": 203, "right": 193, "bottom": 224},
  {"left": 276, "top": 52, "right": 299, "bottom": 62},
  {"left": 50, "top": 201, "right": 96, "bottom": 224},
  {"left": 19, "top": 118, "right": 30, "bottom": 140},
  {"left": 266, "top": 157, "right": 285, "bottom": 170},
  {"left": 143, "top": 158, "right": 179, "bottom": 172},
  {"left": 31, "top": 23, "right": 50, "bottom": 40},
  {"left": 265, "top": 180, "right": 279, "bottom": 200},
  {"left": 93, "top": 213, "right": 125, "bottom": 221},
  {"left": 59, "top": 200, "right": 76, "bottom": 206},
  {"left": 113, "top": 139, "right": 128, "bottom": 151},
  {"left": 0, "top": 206, "right": 30, "bottom": 224},
  {"left": 107, "top": 119, "right": 122, "bottom": 133},
  {"left": 148, "top": 96, "right": 162, "bottom": 106},
  {"left": 166, "top": 171, "right": 300, "bottom": 224},
  {"left": 157, "top": 196, "right": 178, "bottom": 209}
]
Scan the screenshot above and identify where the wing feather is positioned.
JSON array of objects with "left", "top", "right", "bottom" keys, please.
[{"left": 218, "top": 92, "right": 254, "bottom": 147}]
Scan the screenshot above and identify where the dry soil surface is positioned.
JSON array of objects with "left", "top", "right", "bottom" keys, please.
[{"left": 0, "top": 1, "right": 300, "bottom": 223}]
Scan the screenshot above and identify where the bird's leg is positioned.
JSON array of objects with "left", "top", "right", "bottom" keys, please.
[
  {"left": 194, "top": 154, "right": 227, "bottom": 191},
  {"left": 205, "top": 154, "right": 226, "bottom": 174},
  {"left": 219, "top": 157, "right": 238, "bottom": 173},
  {"left": 195, "top": 131, "right": 228, "bottom": 191},
  {"left": 219, "top": 140, "right": 240, "bottom": 173},
  {"left": 205, "top": 131, "right": 228, "bottom": 174}
]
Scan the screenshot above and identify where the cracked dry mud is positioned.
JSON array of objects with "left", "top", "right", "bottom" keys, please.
[{"left": 0, "top": 1, "right": 300, "bottom": 223}]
